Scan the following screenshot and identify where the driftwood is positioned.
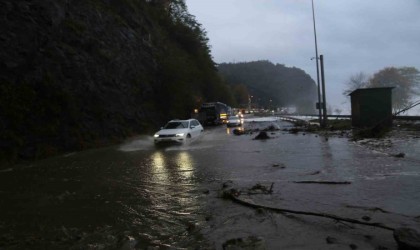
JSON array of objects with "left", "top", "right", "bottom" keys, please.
[
  {"left": 248, "top": 183, "right": 274, "bottom": 195},
  {"left": 223, "top": 189, "right": 394, "bottom": 231},
  {"left": 293, "top": 181, "right": 351, "bottom": 185}
]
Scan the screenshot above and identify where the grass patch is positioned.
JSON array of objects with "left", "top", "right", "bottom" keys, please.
[{"left": 327, "top": 119, "right": 352, "bottom": 131}]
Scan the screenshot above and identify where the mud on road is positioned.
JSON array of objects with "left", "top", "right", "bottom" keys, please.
[{"left": 1, "top": 118, "right": 419, "bottom": 249}]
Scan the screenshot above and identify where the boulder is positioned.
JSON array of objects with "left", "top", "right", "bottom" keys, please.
[
  {"left": 254, "top": 131, "right": 270, "bottom": 140},
  {"left": 394, "top": 227, "right": 420, "bottom": 250}
]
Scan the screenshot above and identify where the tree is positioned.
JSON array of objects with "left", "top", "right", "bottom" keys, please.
[
  {"left": 369, "top": 67, "right": 420, "bottom": 112},
  {"left": 231, "top": 84, "right": 250, "bottom": 107},
  {"left": 342, "top": 72, "right": 369, "bottom": 96},
  {"left": 334, "top": 108, "right": 342, "bottom": 115},
  {"left": 343, "top": 67, "right": 420, "bottom": 113}
]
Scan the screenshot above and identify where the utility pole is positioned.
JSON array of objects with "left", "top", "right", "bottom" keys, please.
[
  {"left": 320, "top": 54, "right": 327, "bottom": 127},
  {"left": 311, "top": 0, "right": 322, "bottom": 126}
]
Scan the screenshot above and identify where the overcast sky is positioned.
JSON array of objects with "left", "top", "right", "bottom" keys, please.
[{"left": 185, "top": 0, "right": 420, "bottom": 114}]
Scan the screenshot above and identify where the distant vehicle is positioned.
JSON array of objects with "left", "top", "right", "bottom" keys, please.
[
  {"left": 196, "top": 102, "right": 231, "bottom": 125},
  {"left": 226, "top": 116, "right": 243, "bottom": 127},
  {"left": 154, "top": 119, "right": 204, "bottom": 144}
]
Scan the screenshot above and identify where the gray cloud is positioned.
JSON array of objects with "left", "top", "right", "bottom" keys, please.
[{"left": 186, "top": 0, "right": 420, "bottom": 113}]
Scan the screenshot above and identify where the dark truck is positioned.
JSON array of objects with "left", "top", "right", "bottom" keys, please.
[{"left": 194, "top": 102, "right": 231, "bottom": 125}]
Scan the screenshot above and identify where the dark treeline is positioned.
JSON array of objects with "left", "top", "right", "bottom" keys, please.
[
  {"left": 218, "top": 61, "right": 317, "bottom": 112},
  {"left": 0, "top": 0, "right": 234, "bottom": 162}
]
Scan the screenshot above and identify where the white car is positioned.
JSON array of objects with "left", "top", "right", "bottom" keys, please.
[
  {"left": 154, "top": 119, "right": 204, "bottom": 144},
  {"left": 226, "top": 115, "right": 243, "bottom": 127}
]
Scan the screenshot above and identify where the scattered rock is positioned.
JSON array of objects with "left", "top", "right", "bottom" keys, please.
[
  {"left": 293, "top": 181, "right": 351, "bottom": 185},
  {"left": 256, "top": 208, "right": 265, "bottom": 215},
  {"left": 393, "top": 152, "right": 405, "bottom": 158},
  {"left": 254, "top": 131, "right": 270, "bottom": 140},
  {"left": 222, "top": 236, "right": 265, "bottom": 250},
  {"left": 364, "top": 235, "right": 373, "bottom": 240},
  {"left": 349, "top": 243, "right": 358, "bottom": 249},
  {"left": 222, "top": 181, "right": 233, "bottom": 189},
  {"left": 263, "top": 123, "right": 280, "bottom": 131},
  {"left": 233, "top": 129, "right": 244, "bottom": 135},
  {"left": 186, "top": 222, "right": 197, "bottom": 232},
  {"left": 393, "top": 227, "right": 420, "bottom": 250},
  {"left": 307, "top": 170, "right": 321, "bottom": 175},
  {"left": 289, "top": 128, "right": 300, "bottom": 134},
  {"left": 222, "top": 188, "right": 240, "bottom": 199},
  {"left": 362, "top": 216, "right": 371, "bottom": 221},
  {"left": 326, "top": 236, "right": 338, "bottom": 244},
  {"left": 272, "top": 163, "right": 286, "bottom": 169},
  {"left": 248, "top": 183, "right": 273, "bottom": 194}
]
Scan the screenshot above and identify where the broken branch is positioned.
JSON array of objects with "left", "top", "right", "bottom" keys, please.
[
  {"left": 293, "top": 181, "right": 351, "bottom": 185},
  {"left": 223, "top": 189, "right": 393, "bottom": 231}
]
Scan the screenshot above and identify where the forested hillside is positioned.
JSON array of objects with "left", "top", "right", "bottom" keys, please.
[
  {"left": 218, "top": 61, "right": 317, "bottom": 112},
  {"left": 0, "top": 0, "right": 234, "bottom": 162}
]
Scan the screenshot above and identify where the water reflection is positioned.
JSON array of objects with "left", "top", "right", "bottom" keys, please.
[
  {"left": 226, "top": 127, "right": 244, "bottom": 135},
  {"left": 176, "top": 152, "right": 194, "bottom": 179},
  {"left": 151, "top": 151, "right": 169, "bottom": 183}
]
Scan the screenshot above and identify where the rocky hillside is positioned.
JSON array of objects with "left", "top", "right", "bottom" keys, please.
[
  {"left": 0, "top": 0, "right": 233, "bottom": 162},
  {"left": 218, "top": 61, "right": 318, "bottom": 113}
]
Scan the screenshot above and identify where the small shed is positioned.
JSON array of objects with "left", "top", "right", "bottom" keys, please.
[{"left": 349, "top": 87, "right": 394, "bottom": 128}]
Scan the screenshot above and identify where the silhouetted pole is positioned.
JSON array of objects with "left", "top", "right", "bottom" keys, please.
[
  {"left": 311, "top": 0, "right": 322, "bottom": 126},
  {"left": 320, "top": 54, "right": 327, "bottom": 127}
]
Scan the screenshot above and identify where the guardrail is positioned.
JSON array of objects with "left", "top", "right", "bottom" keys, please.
[{"left": 279, "top": 114, "right": 420, "bottom": 121}]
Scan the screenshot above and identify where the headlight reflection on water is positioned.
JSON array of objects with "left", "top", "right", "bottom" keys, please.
[
  {"left": 176, "top": 152, "right": 194, "bottom": 179},
  {"left": 151, "top": 151, "right": 169, "bottom": 183},
  {"left": 150, "top": 151, "right": 196, "bottom": 207},
  {"left": 150, "top": 151, "right": 195, "bottom": 183}
]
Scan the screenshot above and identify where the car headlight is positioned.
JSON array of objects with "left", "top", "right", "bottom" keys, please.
[
  {"left": 175, "top": 133, "right": 185, "bottom": 137},
  {"left": 154, "top": 134, "right": 159, "bottom": 138}
]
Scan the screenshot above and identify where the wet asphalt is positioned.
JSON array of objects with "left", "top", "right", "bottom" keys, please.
[{"left": 0, "top": 117, "right": 419, "bottom": 249}]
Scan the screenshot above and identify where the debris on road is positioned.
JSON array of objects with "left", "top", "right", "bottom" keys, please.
[
  {"left": 248, "top": 183, "right": 274, "bottom": 195},
  {"left": 272, "top": 163, "right": 286, "bottom": 169},
  {"left": 222, "top": 236, "right": 265, "bottom": 250},
  {"left": 293, "top": 180, "right": 352, "bottom": 185},
  {"left": 393, "top": 152, "right": 406, "bottom": 158},
  {"left": 220, "top": 184, "right": 395, "bottom": 231},
  {"left": 254, "top": 131, "right": 270, "bottom": 140},
  {"left": 393, "top": 227, "right": 420, "bottom": 250}
]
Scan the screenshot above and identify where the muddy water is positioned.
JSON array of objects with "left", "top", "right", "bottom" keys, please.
[{"left": 0, "top": 118, "right": 419, "bottom": 249}]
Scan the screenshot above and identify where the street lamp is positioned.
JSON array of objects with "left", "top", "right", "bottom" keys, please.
[{"left": 311, "top": 0, "right": 323, "bottom": 127}]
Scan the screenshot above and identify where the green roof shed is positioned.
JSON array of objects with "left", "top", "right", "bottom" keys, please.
[{"left": 349, "top": 87, "right": 394, "bottom": 128}]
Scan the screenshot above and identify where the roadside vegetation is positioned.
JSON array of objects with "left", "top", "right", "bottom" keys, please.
[{"left": 343, "top": 67, "right": 420, "bottom": 114}]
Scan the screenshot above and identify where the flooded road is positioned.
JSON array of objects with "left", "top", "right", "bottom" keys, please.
[{"left": 0, "top": 118, "right": 419, "bottom": 249}]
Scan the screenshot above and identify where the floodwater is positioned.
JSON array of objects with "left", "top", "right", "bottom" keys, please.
[{"left": 0, "top": 117, "right": 419, "bottom": 249}]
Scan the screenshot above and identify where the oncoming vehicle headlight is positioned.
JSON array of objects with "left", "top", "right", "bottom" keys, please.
[
  {"left": 154, "top": 134, "right": 159, "bottom": 138},
  {"left": 176, "top": 133, "right": 185, "bottom": 137}
]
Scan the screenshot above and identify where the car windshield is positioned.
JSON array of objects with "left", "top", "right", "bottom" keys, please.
[{"left": 164, "top": 121, "right": 189, "bottom": 129}]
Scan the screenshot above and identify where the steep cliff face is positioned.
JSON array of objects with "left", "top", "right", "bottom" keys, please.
[{"left": 0, "top": 0, "right": 218, "bottom": 161}]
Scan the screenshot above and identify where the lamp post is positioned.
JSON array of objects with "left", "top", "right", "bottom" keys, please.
[{"left": 311, "top": 0, "right": 323, "bottom": 127}]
